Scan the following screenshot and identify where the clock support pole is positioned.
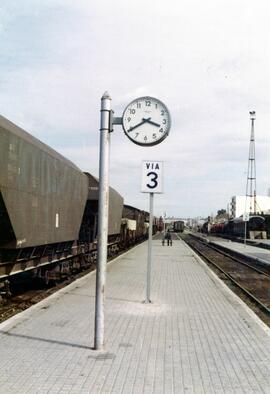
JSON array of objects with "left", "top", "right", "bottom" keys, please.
[
  {"left": 94, "top": 92, "right": 123, "bottom": 350},
  {"left": 94, "top": 92, "right": 111, "bottom": 350}
]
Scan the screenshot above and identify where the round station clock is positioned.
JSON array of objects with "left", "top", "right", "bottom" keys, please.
[{"left": 122, "top": 96, "right": 171, "bottom": 146}]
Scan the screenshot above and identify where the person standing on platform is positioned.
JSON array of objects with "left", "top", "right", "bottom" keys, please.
[
  {"left": 166, "top": 231, "right": 172, "bottom": 246},
  {"left": 162, "top": 231, "right": 172, "bottom": 246}
]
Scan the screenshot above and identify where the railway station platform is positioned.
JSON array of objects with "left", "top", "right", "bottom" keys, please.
[
  {"left": 212, "top": 239, "right": 270, "bottom": 265},
  {"left": 0, "top": 237, "right": 270, "bottom": 393},
  {"left": 196, "top": 232, "right": 270, "bottom": 266}
]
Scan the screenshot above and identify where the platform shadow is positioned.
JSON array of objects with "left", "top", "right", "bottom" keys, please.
[{"left": 0, "top": 330, "right": 92, "bottom": 350}]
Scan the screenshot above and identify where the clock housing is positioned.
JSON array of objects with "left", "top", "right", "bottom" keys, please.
[{"left": 122, "top": 96, "right": 171, "bottom": 146}]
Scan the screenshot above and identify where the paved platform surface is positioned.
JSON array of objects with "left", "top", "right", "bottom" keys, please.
[
  {"left": 1, "top": 239, "right": 270, "bottom": 393},
  {"left": 198, "top": 233, "right": 270, "bottom": 265}
]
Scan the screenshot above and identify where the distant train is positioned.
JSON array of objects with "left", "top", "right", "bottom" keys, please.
[
  {"left": 210, "top": 215, "right": 267, "bottom": 239},
  {"left": 197, "top": 221, "right": 211, "bottom": 234},
  {"left": 0, "top": 115, "right": 157, "bottom": 285},
  {"left": 173, "top": 220, "right": 185, "bottom": 233}
]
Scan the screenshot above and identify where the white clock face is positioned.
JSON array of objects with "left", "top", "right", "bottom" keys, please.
[{"left": 122, "top": 96, "right": 171, "bottom": 146}]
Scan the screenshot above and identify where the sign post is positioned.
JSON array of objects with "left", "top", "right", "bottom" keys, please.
[
  {"left": 243, "top": 212, "right": 249, "bottom": 247},
  {"left": 147, "top": 193, "right": 154, "bottom": 303},
  {"left": 141, "top": 161, "right": 164, "bottom": 303},
  {"left": 163, "top": 212, "right": 166, "bottom": 240}
]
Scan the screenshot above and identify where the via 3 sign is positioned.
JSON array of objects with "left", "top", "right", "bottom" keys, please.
[{"left": 141, "top": 161, "right": 163, "bottom": 193}]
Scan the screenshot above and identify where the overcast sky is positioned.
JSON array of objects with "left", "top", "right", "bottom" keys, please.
[{"left": 1, "top": 0, "right": 269, "bottom": 218}]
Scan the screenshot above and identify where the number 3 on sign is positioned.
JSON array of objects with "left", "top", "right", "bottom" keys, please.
[
  {"left": 141, "top": 161, "right": 163, "bottom": 194},
  {"left": 146, "top": 172, "right": 158, "bottom": 189}
]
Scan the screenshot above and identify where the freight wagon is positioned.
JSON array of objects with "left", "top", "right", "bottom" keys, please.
[
  {"left": 0, "top": 115, "right": 88, "bottom": 281},
  {"left": 210, "top": 215, "right": 267, "bottom": 240},
  {"left": 121, "top": 205, "right": 149, "bottom": 248}
]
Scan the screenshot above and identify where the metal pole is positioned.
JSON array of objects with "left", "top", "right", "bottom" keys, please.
[
  {"left": 163, "top": 212, "right": 166, "bottom": 237},
  {"left": 146, "top": 192, "right": 154, "bottom": 303},
  {"left": 94, "top": 92, "right": 111, "bottom": 350},
  {"left": 244, "top": 220, "right": 247, "bottom": 247}
]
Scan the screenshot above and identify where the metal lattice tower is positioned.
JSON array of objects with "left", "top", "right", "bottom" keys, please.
[{"left": 245, "top": 111, "right": 257, "bottom": 214}]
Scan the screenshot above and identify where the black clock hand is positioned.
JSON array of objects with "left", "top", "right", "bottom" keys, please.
[
  {"left": 128, "top": 118, "right": 148, "bottom": 132},
  {"left": 142, "top": 118, "right": 160, "bottom": 127}
]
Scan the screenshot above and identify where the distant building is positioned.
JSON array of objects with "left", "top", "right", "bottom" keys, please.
[{"left": 230, "top": 195, "right": 270, "bottom": 218}]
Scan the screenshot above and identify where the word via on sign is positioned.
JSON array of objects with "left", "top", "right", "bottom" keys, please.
[
  {"left": 141, "top": 161, "right": 163, "bottom": 194},
  {"left": 146, "top": 162, "right": 160, "bottom": 170}
]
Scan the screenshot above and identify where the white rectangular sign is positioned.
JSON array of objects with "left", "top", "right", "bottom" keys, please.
[
  {"left": 141, "top": 161, "right": 163, "bottom": 193},
  {"left": 243, "top": 212, "right": 249, "bottom": 222}
]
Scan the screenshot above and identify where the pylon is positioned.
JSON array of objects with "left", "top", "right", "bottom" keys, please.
[{"left": 245, "top": 111, "right": 257, "bottom": 214}]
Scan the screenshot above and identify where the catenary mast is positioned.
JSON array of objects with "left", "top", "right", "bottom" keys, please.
[{"left": 245, "top": 111, "right": 257, "bottom": 214}]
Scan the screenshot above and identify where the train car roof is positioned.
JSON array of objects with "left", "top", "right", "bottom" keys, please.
[
  {"left": 123, "top": 204, "right": 149, "bottom": 215},
  {"left": 0, "top": 115, "right": 82, "bottom": 172},
  {"left": 84, "top": 172, "right": 123, "bottom": 202},
  {"left": 124, "top": 204, "right": 143, "bottom": 212}
]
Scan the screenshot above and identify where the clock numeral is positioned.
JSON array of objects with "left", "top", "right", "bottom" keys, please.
[
  {"left": 155, "top": 103, "right": 158, "bottom": 109},
  {"left": 159, "top": 128, "right": 164, "bottom": 133},
  {"left": 153, "top": 133, "right": 157, "bottom": 139},
  {"left": 144, "top": 136, "right": 148, "bottom": 141},
  {"left": 128, "top": 117, "right": 131, "bottom": 122},
  {"left": 136, "top": 102, "right": 141, "bottom": 108},
  {"left": 145, "top": 100, "right": 151, "bottom": 107},
  {"left": 129, "top": 109, "right": 136, "bottom": 114},
  {"left": 135, "top": 133, "right": 139, "bottom": 138},
  {"left": 162, "top": 119, "right": 167, "bottom": 124},
  {"left": 161, "top": 110, "right": 165, "bottom": 116}
]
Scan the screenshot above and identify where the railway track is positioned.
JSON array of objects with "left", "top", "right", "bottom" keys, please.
[
  {"left": 181, "top": 233, "right": 270, "bottom": 326},
  {"left": 0, "top": 266, "right": 96, "bottom": 324}
]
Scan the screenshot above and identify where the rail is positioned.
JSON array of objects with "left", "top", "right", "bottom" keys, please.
[{"left": 181, "top": 233, "right": 270, "bottom": 319}]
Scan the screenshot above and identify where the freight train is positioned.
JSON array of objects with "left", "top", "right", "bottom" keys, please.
[
  {"left": 210, "top": 215, "right": 267, "bottom": 239},
  {"left": 0, "top": 115, "right": 157, "bottom": 287}
]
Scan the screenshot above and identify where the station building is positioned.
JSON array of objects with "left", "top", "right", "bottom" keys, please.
[{"left": 230, "top": 195, "right": 270, "bottom": 218}]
